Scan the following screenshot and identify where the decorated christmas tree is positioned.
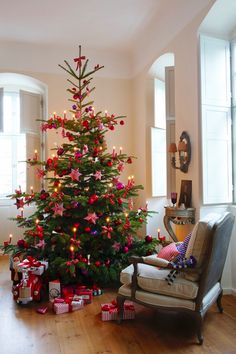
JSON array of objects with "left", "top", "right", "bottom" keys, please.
[{"left": 3, "top": 47, "right": 158, "bottom": 287}]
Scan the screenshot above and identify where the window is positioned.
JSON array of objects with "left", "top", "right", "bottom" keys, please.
[
  {"left": 0, "top": 77, "right": 43, "bottom": 199},
  {"left": 200, "top": 35, "right": 233, "bottom": 204},
  {"left": 151, "top": 79, "right": 167, "bottom": 197},
  {"left": 0, "top": 90, "right": 26, "bottom": 197}
]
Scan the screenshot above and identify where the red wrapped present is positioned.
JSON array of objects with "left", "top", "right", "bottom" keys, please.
[
  {"left": 61, "top": 285, "right": 75, "bottom": 298},
  {"left": 101, "top": 300, "right": 135, "bottom": 321},
  {"left": 53, "top": 297, "right": 84, "bottom": 314},
  {"left": 74, "top": 286, "right": 93, "bottom": 304}
]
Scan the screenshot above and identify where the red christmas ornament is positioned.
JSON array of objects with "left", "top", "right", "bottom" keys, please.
[
  {"left": 127, "top": 157, "right": 132, "bottom": 164},
  {"left": 83, "top": 120, "right": 89, "bottom": 129},
  {"left": 85, "top": 227, "right": 91, "bottom": 233},
  {"left": 88, "top": 194, "right": 99, "bottom": 204},
  {"left": 107, "top": 160, "right": 113, "bottom": 167},
  {"left": 95, "top": 260, "right": 101, "bottom": 267},
  {"left": 145, "top": 235, "right": 153, "bottom": 243},
  {"left": 123, "top": 246, "right": 129, "bottom": 253},
  {"left": 120, "top": 120, "right": 125, "bottom": 125},
  {"left": 57, "top": 147, "right": 64, "bottom": 156}
]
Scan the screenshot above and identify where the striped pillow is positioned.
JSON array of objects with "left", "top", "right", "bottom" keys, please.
[{"left": 157, "top": 242, "right": 180, "bottom": 261}]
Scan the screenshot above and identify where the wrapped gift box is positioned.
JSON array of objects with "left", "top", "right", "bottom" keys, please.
[
  {"left": 101, "top": 300, "right": 135, "bottom": 321},
  {"left": 74, "top": 286, "right": 93, "bottom": 304},
  {"left": 53, "top": 298, "right": 84, "bottom": 314},
  {"left": 17, "top": 258, "right": 48, "bottom": 276},
  {"left": 49, "top": 280, "right": 61, "bottom": 301},
  {"left": 31, "top": 261, "right": 48, "bottom": 275}
]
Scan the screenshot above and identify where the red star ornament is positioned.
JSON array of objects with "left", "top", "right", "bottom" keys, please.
[{"left": 84, "top": 212, "right": 99, "bottom": 224}]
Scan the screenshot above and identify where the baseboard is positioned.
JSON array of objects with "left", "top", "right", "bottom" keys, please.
[{"left": 222, "top": 287, "right": 236, "bottom": 296}]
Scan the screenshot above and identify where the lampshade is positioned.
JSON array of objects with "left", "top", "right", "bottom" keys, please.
[
  {"left": 178, "top": 141, "right": 187, "bottom": 151},
  {"left": 168, "top": 143, "right": 177, "bottom": 153}
]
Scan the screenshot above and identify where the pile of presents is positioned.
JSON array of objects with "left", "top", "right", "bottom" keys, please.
[{"left": 9, "top": 253, "right": 135, "bottom": 320}]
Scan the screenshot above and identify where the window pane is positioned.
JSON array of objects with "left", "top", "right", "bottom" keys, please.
[
  {"left": 151, "top": 127, "right": 167, "bottom": 197},
  {"left": 155, "top": 79, "right": 166, "bottom": 129},
  {"left": 0, "top": 136, "right": 13, "bottom": 197},
  {"left": 3, "top": 92, "right": 20, "bottom": 133},
  {"left": 16, "top": 134, "right": 26, "bottom": 193}
]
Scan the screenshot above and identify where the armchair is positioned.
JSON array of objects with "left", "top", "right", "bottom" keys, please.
[{"left": 117, "top": 212, "right": 234, "bottom": 344}]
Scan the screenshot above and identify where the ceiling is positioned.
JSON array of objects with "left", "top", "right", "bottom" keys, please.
[{"left": 0, "top": 0, "right": 162, "bottom": 53}]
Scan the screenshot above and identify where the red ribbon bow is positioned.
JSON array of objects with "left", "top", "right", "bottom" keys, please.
[
  {"left": 18, "top": 256, "right": 42, "bottom": 268},
  {"left": 74, "top": 56, "right": 86, "bottom": 70}
]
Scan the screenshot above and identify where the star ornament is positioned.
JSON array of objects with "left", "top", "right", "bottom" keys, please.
[
  {"left": 84, "top": 212, "right": 99, "bottom": 224},
  {"left": 15, "top": 198, "right": 24, "bottom": 209},
  {"left": 70, "top": 168, "right": 81, "bottom": 181},
  {"left": 52, "top": 203, "right": 65, "bottom": 217},
  {"left": 94, "top": 170, "right": 102, "bottom": 180}
]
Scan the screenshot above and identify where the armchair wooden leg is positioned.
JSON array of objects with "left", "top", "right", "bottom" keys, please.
[
  {"left": 216, "top": 291, "right": 223, "bottom": 313},
  {"left": 195, "top": 313, "right": 204, "bottom": 345},
  {"left": 116, "top": 295, "right": 125, "bottom": 324}
]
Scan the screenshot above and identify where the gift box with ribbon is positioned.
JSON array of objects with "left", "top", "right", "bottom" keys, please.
[
  {"left": 53, "top": 297, "right": 84, "bottom": 315},
  {"left": 74, "top": 285, "right": 93, "bottom": 304},
  {"left": 17, "top": 256, "right": 48, "bottom": 276},
  {"left": 101, "top": 300, "right": 135, "bottom": 321}
]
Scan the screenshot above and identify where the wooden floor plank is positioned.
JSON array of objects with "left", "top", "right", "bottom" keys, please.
[{"left": 1, "top": 255, "right": 236, "bottom": 354}]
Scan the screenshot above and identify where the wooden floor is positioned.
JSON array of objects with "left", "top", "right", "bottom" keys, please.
[{"left": 1, "top": 255, "right": 236, "bottom": 354}]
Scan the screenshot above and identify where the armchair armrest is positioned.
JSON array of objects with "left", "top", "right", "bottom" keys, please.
[
  {"left": 128, "top": 255, "right": 174, "bottom": 298},
  {"left": 142, "top": 255, "right": 171, "bottom": 268}
]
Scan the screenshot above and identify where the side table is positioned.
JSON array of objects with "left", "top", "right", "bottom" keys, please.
[{"left": 163, "top": 207, "right": 195, "bottom": 242}]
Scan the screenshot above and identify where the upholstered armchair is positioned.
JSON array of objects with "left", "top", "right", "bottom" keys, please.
[{"left": 117, "top": 212, "right": 234, "bottom": 344}]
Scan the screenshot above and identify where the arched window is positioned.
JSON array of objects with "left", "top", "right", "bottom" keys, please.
[{"left": 0, "top": 73, "right": 47, "bottom": 199}]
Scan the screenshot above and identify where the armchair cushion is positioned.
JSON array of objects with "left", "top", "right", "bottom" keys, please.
[
  {"left": 118, "top": 284, "right": 196, "bottom": 310},
  {"left": 120, "top": 263, "right": 199, "bottom": 300},
  {"left": 137, "top": 263, "right": 198, "bottom": 299}
]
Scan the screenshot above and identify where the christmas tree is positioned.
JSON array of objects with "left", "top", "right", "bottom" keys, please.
[{"left": 3, "top": 47, "right": 158, "bottom": 287}]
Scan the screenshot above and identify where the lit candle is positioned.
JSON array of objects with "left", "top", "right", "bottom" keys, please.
[
  {"left": 87, "top": 254, "right": 91, "bottom": 265},
  {"left": 53, "top": 112, "right": 56, "bottom": 119},
  {"left": 20, "top": 208, "right": 24, "bottom": 218},
  {"left": 128, "top": 176, "right": 131, "bottom": 187},
  {"left": 9, "top": 234, "right": 12, "bottom": 244},
  {"left": 34, "top": 149, "right": 38, "bottom": 160},
  {"left": 73, "top": 227, "right": 77, "bottom": 239},
  {"left": 119, "top": 146, "right": 123, "bottom": 155},
  {"left": 70, "top": 245, "right": 75, "bottom": 259},
  {"left": 157, "top": 228, "right": 161, "bottom": 239},
  {"left": 30, "top": 186, "right": 34, "bottom": 194},
  {"left": 64, "top": 110, "right": 67, "bottom": 119},
  {"left": 112, "top": 146, "right": 116, "bottom": 158},
  {"left": 54, "top": 188, "right": 58, "bottom": 193},
  {"left": 106, "top": 217, "right": 110, "bottom": 223},
  {"left": 104, "top": 110, "right": 108, "bottom": 117}
]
